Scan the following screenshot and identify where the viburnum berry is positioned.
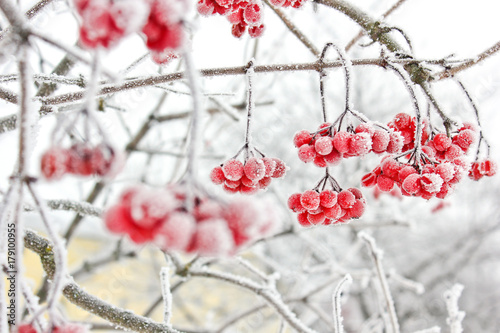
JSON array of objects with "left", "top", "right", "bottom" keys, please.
[
  {"left": 319, "top": 190, "right": 337, "bottom": 208},
  {"left": 142, "top": 0, "right": 185, "bottom": 52},
  {"left": 469, "top": 159, "right": 497, "bottom": 180},
  {"left": 453, "top": 129, "right": 476, "bottom": 151},
  {"left": 41, "top": 147, "right": 69, "bottom": 180},
  {"left": 244, "top": 157, "right": 266, "bottom": 181},
  {"left": 222, "top": 159, "right": 244, "bottom": 181},
  {"left": 337, "top": 190, "right": 355, "bottom": 209},
  {"left": 315, "top": 136, "right": 333, "bottom": 155},
  {"left": 300, "top": 190, "right": 320, "bottom": 210}
]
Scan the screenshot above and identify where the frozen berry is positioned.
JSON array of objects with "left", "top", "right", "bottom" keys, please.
[
  {"left": 300, "top": 190, "right": 320, "bottom": 210},
  {"left": 433, "top": 133, "right": 452, "bottom": 151},
  {"left": 314, "top": 136, "right": 333, "bottom": 155},
  {"left": 244, "top": 157, "right": 266, "bottom": 181},
  {"left": 337, "top": 190, "right": 355, "bottom": 209},
  {"left": 222, "top": 159, "right": 244, "bottom": 181},
  {"left": 293, "top": 130, "right": 312, "bottom": 148},
  {"left": 210, "top": 166, "right": 226, "bottom": 185},
  {"left": 319, "top": 190, "right": 337, "bottom": 208},
  {"left": 288, "top": 193, "right": 306, "bottom": 213}
]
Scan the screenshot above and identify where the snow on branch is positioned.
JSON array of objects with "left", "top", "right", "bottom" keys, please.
[{"left": 444, "top": 284, "right": 465, "bottom": 333}]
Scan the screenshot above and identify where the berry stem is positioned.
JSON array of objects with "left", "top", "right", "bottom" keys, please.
[
  {"left": 387, "top": 63, "right": 424, "bottom": 167},
  {"left": 244, "top": 60, "right": 256, "bottom": 158},
  {"left": 319, "top": 43, "right": 353, "bottom": 112},
  {"left": 455, "top": 78, "right": 490, "bottom": 159},
  {"left": 319, "top": 70, "right": 328, "bottom": 122}
]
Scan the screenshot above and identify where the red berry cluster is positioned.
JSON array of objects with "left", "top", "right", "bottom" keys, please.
[
  {"left": 362, "top": 156, "right": 463, "bottom": 199},
  {"left": 469, "top": 159, "right": 497, "bottom": 180},
  {"left": 294, "top": 122, "right": 404, "bottom": 167},
  {"left": 18, "top": 323, "right": 87, "bottom": 333},
  {"left": 104, "top": 184, "right": 279, "bottom": 256},
  {"left": 388, "top": 112, "right": 430, "bottom": 152},
  {"left": 41, "top": 144, "right": 123, "bottom": 180},
  {"left": 197, "top": 0, "right": 265, "bottom": 38},
  {"left": 75, "top": 0, "right": 183, "bottom": 64},
  {"left": 288, "top": 187, "right": 366, "bottom": 227},
  {"left": 210, "top": 157, "right": 286, "bottom": 194}
]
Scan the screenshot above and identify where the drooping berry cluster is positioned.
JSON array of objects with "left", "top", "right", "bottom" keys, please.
[
  {"left": 362, "top": 156, "right": 463, "bottom": 199},
  {"left": 288, "top": 187, "right": 366, "bottom": 227},
  {"left": 74, "top": 0, "right": 184, "bottom": 64},
  {"left": 104, "top": 184, "right": 279, "bottom": 256},
  {"left": 210, "top": 156, "right": 287, "bottom": 194},
  {"left": 362, "top": 113, "right": 490, "bottom": 200},
  {"left": 197, "top": 0, "right": 265, "bottom": 38},
  {"left": 469, "top": 159, "right": 497, "bottom": 180},
  {"left": 41, "top": 144, "right": 123, "bottom": 180},
  {"left": 294, "top": 121, "right": 404, "bottom": 167},
  {"left": 18, "top": 323, "right": 88, "bottom": 333}
]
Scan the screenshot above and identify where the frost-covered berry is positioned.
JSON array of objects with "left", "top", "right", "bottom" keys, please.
[
  {"left": 262, "top": 157, "right": 276, "bottom": 177},
  {"left": 402, "top": 173, "right": 421, "bottom": 194},
  {"left": 349, "top": 132, "right": 372, "bottom": 156},
  {"left": 297, "top": 212, "right": 311, "bottom": 227},
  {"left": 298, "top": 144, "right": 316, "bottom": 163},
  {"left": 244, "top": 157, "right": 266, "bottom": 181},
  {"left": 307, "top": 212, "right": 326, "bottom": 225},
  {"left": 454, "top": 129, "right": 476, "bottom": 151},
  {"left": 243, "top": 2, "right": 262, "bottom": 25},
  {"left": 222, "top": 159, "right": 244, "bottom": 181},
  {"left": 271, "top": 158, "right": 287, "bottom": 178},
  {"left": 371, "top": 129, "right": 390, "bottom": 153},
  {"left": 315, "top": 136, "right": 333, "bottom": 155},
  {"left": 433, "top": 133, "right": 452, "bottom": 151},
  {"left": 420, "top": 173, "right": 443, "bottom": 194},
  {"left": 337, "top": 190, "right": 355, "bottom": 209},
  {"left": 300, "top": 190, "right": 320, "bottom": 210},
  {"left": 41, "top": 147, "right": 69, "bottom": 180},
  {"left": 393, "top": 112, "right": 412, "bottom": 130},
  {"left": 210, "top": 166, "right": 226, "bottom": 184},
  {"left": 319, "top": 190, "right": 337, "bottom": 208},
  {"left": 444, "top": 144, "right": 463, "bottom": 161},
  {"left": 361, "top": 172, "right": 377, "bottom": 187},
  {"left": 377, "top": 175, "right": 394, "bottom": 192},
  {"left": 386, "top": 131, "right": 404, "bottom": 154},
  {"left": 288, "top": 193, "right": 306, "bottom": 213},
  {"left": 293, "top": 130, "right": 312, "bottom": 148},
  {"left": 333, "top": 131, "right": 351, "bottom": 154}
]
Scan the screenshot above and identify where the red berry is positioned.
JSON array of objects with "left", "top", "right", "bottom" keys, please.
[
  {"left": 324, "top": 148, "right": 342, "bottom": 165},
  {"left": 41, "top": 147, "right": 69, "bottom": 180},
  {"left": 381, "top": 158, "right": 402, "bottom": 180},
  {"left": 398, "top": 165, "right": 417, "bottom": 182},
  {"left": 307, "top": 212, "right": 326, "bottom": 225},
  {"left": 297, "top": 212, "right": 311, "bottom": 227},
  {"left": 348, "top": 199, "right": 365, "bottom": 219},
  {"left": 314, "top": 136, "right": 333, "bottom": 155},
  {"left": 248, "top": 24, "right": 264, "bottom": 38},
  {"left": 348, "top": 187, "right": 363, "bottom": 199},
  {"left": 18, "top": 324, "right": 38, "bottom": 333},
  {"left": 240, "top": 184, "right": 259, "bottom": 194},
  {"left": 371, "top": 129, "right": 390, "bottom": 153},
  {"left": 244, "top": 157, "right": 266, "bottom": 181},
  {"left": 324, "top": 204, "right": 342, "bottom": 219},
  {"left": 337, "top": 190, "right": 355, "bottom": 209},
  {"left": 433, "top": 133, "right": 452, "bottom": 151},
  {"left": 454, "top": 129, "right": 476, "bottom": 151},
  {"left": 300, "top": 190, "right": 320, "bottom": 210},
  {"left": 210, "top": 166, "right": 226, "bottom": 184},
  {"left": 319, "top": 190, "right": 337, "bottom": 208},
  {"left": 298, "top": 144, "right": 316, "bottom": 163},
  {"left": 349, "top": 132, "right": 372, "bottom": 156},
  {"left": 444, "top": 144, "right": 463, "bottom": 161},
  {"left": 361, "top": 172, "right": 377, "bottom": 187},
  {"left": 271, "top": 158, "right": 287, "bottom": 178},
  {"left": 225, "top": 179, "right": 241, "bottom": 189},
  {"left": 313, "top": 155, "right": 327, "bottom": 168},
  {"left": 333, "top": 131, "right": 352, "bottom": 154},
  {"left": 435, "top": 162, "right": 455, "bottom": 182},
  {"left": 393, "top": 113, "right": 412, "bottom": 130},
  {"left": 243, "top": 2, "right": 262, "bottom": 24},
  {"left": 240, "top": 175, "right": 257, "bottom": 187},
  {"left": 482, "top": 159, "right": 497, "bottom": 177},
  {"left": 222, "top": 159, "right": 244, "bottom": 181},
  {"left": 402, "top": 173, "right": 421, "bottom": 194},
  {"left": 293, "top": 130, "right": 312, "bottom": 148},
  {"left": 420, "top": 173, "right": 443, "bottom": 194},
  {"left": 262, "top": 157, "right": 276, "bottom": 177},
  {"left": 258, "top": 176, "right": 272, "bottom": 189},
  {"left": 377, "top": 175, "right": 394, "bottom": 192},
  {"left": 288, "top": 193, "right": 306, "bottom": 213},
  {"left": 231, "top": 23, "right": 246, "bottom": 38},
  {"left": 386, "top": 131, "right": 404, "bottom": 153}
]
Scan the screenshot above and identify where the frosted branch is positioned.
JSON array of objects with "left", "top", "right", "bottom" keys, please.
[
  {"left": 24, "top": 230, "right": 182, "bottom": 333},
  {"left": 444, "top": 284, "right": 465, "bottom": 333},
  {"left": 359, "top": 232, "right": 400, "bottom": 333},
  {"left": 413, "top": 327, "right": 441, "bottom": 333},
  {"left": 332, "top": 274, "right": 352, "bottom": 333},
  {"left": 160, "top": 267, "right": 173, "bottom": 326},
  {"left": 24, "top": 199, "right": 103, "bottom": 217}
]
